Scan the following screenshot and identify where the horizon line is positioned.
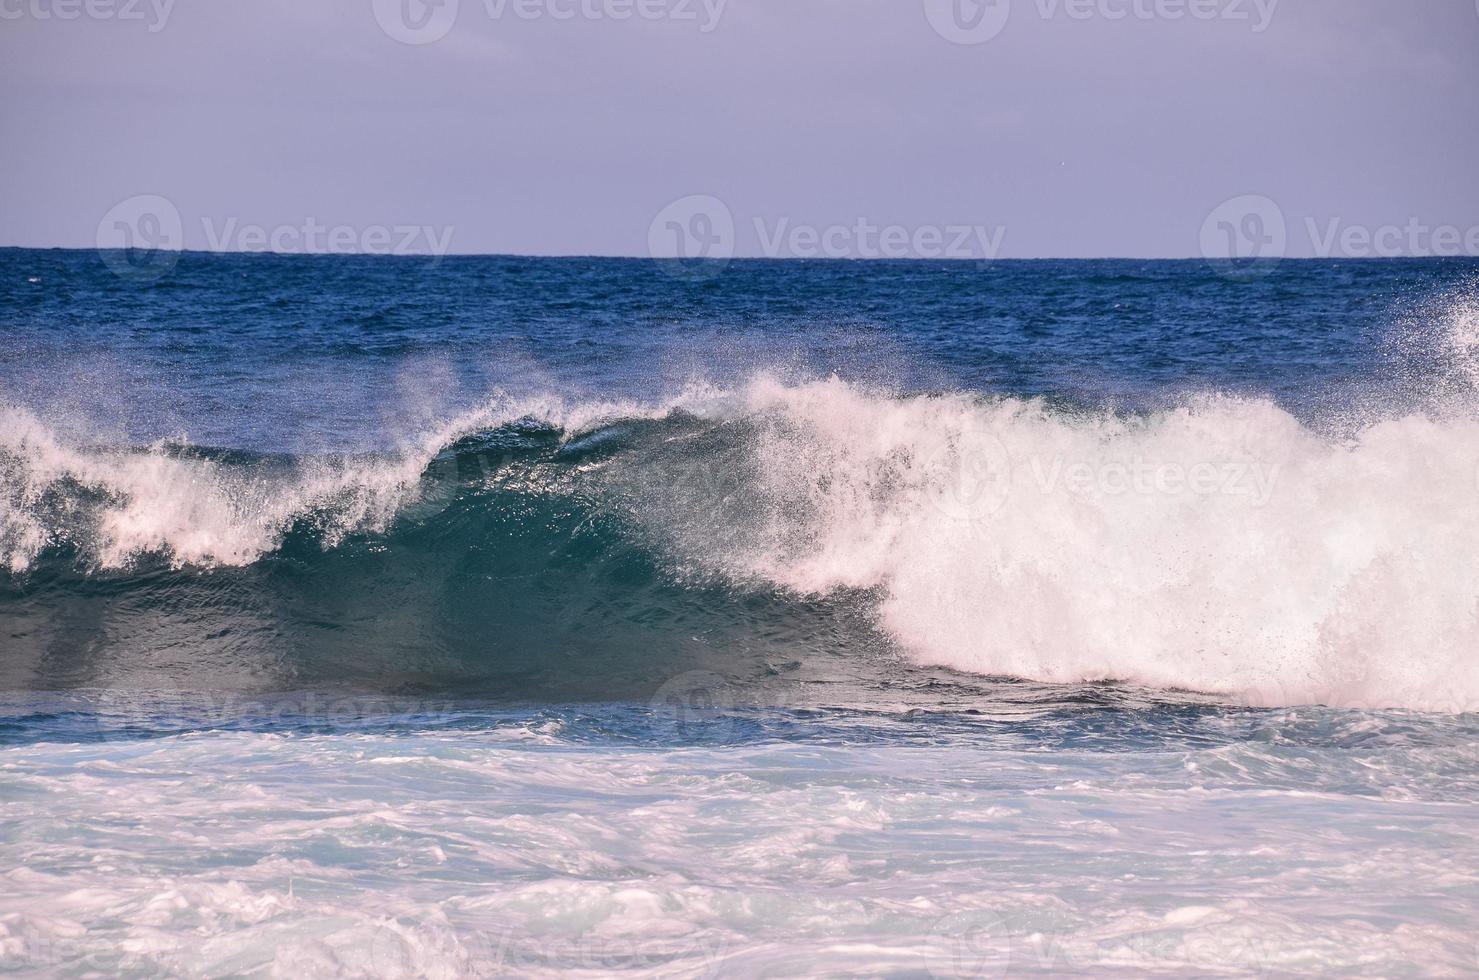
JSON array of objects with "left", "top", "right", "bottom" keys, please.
[{"left": 6, "top": 245, "right": 1478, "bottom": 263}]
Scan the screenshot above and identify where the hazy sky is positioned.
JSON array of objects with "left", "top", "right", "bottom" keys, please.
[{"left": 2, "top": 0, "right": 1476, "bottom": 258}]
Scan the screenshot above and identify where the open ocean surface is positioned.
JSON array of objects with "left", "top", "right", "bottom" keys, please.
[{"left": 2, "top": 248, "right": 1478, "bottom": 977}]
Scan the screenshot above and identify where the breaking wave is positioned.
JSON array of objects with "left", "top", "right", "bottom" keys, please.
[{"left": 3, "top": 360, "right": 1479, "bottom": 713}]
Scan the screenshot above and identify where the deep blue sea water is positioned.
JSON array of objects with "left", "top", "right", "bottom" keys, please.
[{"left": 1, "top": 248, "right": 1477, "bottom": 976}]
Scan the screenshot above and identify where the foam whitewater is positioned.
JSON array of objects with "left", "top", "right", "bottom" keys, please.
[{"left": 2, "top": 712, "right": 1477, "bottom": 977}]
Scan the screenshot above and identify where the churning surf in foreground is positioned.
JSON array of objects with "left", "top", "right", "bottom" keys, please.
[{"left": 2, "top": 250, "right": 1478, "bottom": 976}]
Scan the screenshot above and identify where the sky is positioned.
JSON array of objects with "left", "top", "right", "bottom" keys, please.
[{"left": 1, "top": 0, "right": 1477, "bottom": 259}]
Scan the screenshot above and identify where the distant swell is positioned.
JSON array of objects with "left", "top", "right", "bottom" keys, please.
[{"left": 4, "top": 364, "right": 1479, "bottom": 713}]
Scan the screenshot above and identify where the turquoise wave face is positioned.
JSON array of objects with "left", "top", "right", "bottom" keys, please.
[{"left": 0, "top": 418, "right": 884, "bottom": 701}]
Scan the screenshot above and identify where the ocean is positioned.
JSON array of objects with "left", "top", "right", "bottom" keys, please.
[{"left": 1, "top": 248, "right": 1477, "bottom": 976}]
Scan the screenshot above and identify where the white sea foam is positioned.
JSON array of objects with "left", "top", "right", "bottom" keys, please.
[
  {"left": 654, "top": 374, "right": 1479, "bottom": 714},
  {"left": 0, "top": 723, "right": 1473, "bottom": 977}
]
